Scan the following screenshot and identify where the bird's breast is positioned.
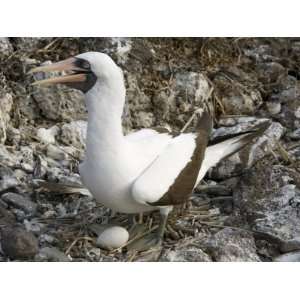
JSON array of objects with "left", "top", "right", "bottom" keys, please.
[{"left": 79, "top": 157, "right": 154, "bottom": 214}]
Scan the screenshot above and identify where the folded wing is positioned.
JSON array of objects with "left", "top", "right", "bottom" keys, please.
[{"left": 131, "top": 111, "right": 212, "bottom": 206}]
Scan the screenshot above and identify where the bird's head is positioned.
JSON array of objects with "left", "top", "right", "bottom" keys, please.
[{"left": 29, "top": 52, "right": 122, "bottom": 93}]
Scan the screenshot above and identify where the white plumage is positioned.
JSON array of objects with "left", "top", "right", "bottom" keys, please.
[{"left": 31, "top": 52, "right": 269, "bottom": 218}]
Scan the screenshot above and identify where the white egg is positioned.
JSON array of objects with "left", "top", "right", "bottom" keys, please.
[{"left": 96, "top": 226, "right": 129, "bottom": 250}]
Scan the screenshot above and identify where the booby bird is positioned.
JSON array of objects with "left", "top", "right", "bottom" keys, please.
[{"left": 30, "top": 52, "right": 270, "bottom": 250}]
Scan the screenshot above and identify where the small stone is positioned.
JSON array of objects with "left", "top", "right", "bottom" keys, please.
[
  {"left": 17, "top": 146, "right": 34, "bottom": 173},
  {"left": 39, "top": 234, "right": 57, "bottom": 244},
  {"left": 60, "top": 120, "right": 87, "bottom": 149},
  {"left": 294, "top": 107, "right": 300, "bottom": 119},
  {"left": 287, "top": 128, "right": 300, "bottom": 140},
  {"left": 273, "top": 251, "right": 300, "bottom": 262},
  {"left": 201, "top": 228, "right": 260, "bottom": 262},
  {"left": 0, "top": 202, "right": 16, "bottom": 226},
  {"left": 280, "top": 237, "right": 300, "bottom": 253},
  {"left": 36, "top": 126, "right": 59, "bottom": 144},
  {"left": 196, "top": 184, "right": 232, "bottom": 196},
  {"left": 1, "top": 192, "right": 37, "bottom": 216},
  {"left": 96, "top": 226, "right": 129, "bottom": 250},
  {"left": 0, "top": 38, "right": 13, "bottom": 56},
  {"left": 24, "top": 219, "right": 44, "bottom": 234},
  {"left": 266, "top": 101, "right": 281, "bottom": 115},
  {"left": 36, "top": 247, "right": 70, "bottom": 262},
  {"left": 1, "top": 226, "right": 39, "bottom": 259},
  {"left": 46, "top": 144, "right": 67, "bottom": 161},
  {"left": 0, "top": 166, "right": 19, "bottom": 192},
  {"left": 33, "top": 85, "right": 85, "bottom": 121},
  {"left": 218, "top": 118, "right": 238, "bottom": 127},
  {"left": 160, "top": 246, "right": 212, "bottom": 262},
  {"left": 5, "top": 127, "right": 21, "bottom": 146}
]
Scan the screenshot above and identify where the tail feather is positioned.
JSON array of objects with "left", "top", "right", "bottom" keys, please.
[
  {"left": 211, "top": 121, "right": 271, "bottom": 162},
  {"left": 204, "top": 120, "right": 271, "bottom": 170}
]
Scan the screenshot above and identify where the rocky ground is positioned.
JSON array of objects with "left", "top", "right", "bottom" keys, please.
[{"left": 0, "top": 37, "right": 300, "bottom": 262}]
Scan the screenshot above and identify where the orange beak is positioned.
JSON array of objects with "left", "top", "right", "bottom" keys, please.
[{"left": 29, "top": 57, "right": 88, "bottom": 86}]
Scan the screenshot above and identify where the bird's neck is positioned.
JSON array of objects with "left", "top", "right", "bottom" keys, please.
[{"left": 84, "top": 79, "right": 126, "bottom": 160}]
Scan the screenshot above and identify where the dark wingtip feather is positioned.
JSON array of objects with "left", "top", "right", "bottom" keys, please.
[
  {"left": 196, "top": 110, "right": 213, "bottom": 134},
  {"left": 227, "top": 120, "right": 271, "bottom": 157},
  {"left": 209, "top": 119, "right": 271, "bottom": 146}
]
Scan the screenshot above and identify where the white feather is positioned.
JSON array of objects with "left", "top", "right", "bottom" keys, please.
[
  {"left": 131, "top": 133, "right": 197, "bottom": 205},
  {"left": 195, "top": 133, "right": 252, "bottom": 185}
]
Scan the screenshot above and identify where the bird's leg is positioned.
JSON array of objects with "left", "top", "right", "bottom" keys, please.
[
  {"left": 138, "top": 212, "right": 144, "bottom": 224},
  {"left": 156, "top": 207, "right": 171, "bottom": 239},
  {"left": 127, "top": 206, "right": 173, "bottom": 251},
  {"left": 128, "top": 213, "right": 147, "bottom": 240}
]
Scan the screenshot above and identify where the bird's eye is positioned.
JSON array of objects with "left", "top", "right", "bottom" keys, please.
[{"left": 82, "top": 61, "right": 90, "bottom": 69}]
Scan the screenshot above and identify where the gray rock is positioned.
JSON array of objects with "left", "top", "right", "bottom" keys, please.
[
  {"left": 295, "top": 107, "right": 300, "bottom": 119},
  {"left": 273, "top": 251, "right": 300, "bottom": 262},
  {"left": 160, "top": 246, "right": 212, "bottom": 262},
  {"left": 39, "top": 234, "right": 57, "bottom": 245},
  {"left": 222, "top": 92, "right": 262, "bottom": 115},
  {"left": 256, "top": 62, "right": 285, "bottom": 84},
  {"left": 0, "top": 145, "right": 17, "bottom": 167},
  {"left": 5, "top": 126, "right": 21, "bottom": 146},
  {"left": 36, "top": 126, "right": 59, "bottom": 144},
  {"left": 196, "top": 184, "right": 232, "bottom": 196},
  {"left": 60, "top": 120, "right": 87, "bottom": 149},
  {"left": 0, "top": 93, "right": 13, "bottom": 144},
  {"left": 0, "top": 202, "right": 16, "bottom": 226},
  {"left": 35, "top": 247, "right": 70, "bottom": 262},
  {"left": 287, "top": 128, "right": 300, "bottom": 140},
  {"left": 1, "top": 193, "right": 37, "bottom": 216},
  {"left": 46, "top": 144, "right": 68, "bottom": 161},
  {"left": 32, "top": 85, "right": 86, "bottom": 121},
  {"left": 17, "top": 146, "right": 35, "bottom": 173},
  {"left": 151, "top": 72, "right": 212, "bottom": 130},
  {"left": 280, "top": 237, "right": 300, "bottom": 253},
  {"left": 266, "top": 100, "right": 281, "bottom": 115},
  {"left": 110, "top": 38, "right": 132, "bottom": 64},
  {"left": 236, "top": 163, "right": 300, "bottom": 241},
  {"left": 174, "top": 72, "right": 210, "bottom": 105},
  {"left": 24, "top": 219, "right": 44, "bottom": 234},
  {"left": 0, "top": 166, "right": 19, "bottom": 192},
  {"left": 200, "top": 228, "right": 260, "bottom": 262},
  {"left": 1, "top": 226, "right": 39, "bottom": 259},
  {"left": 0, "top": 38, "right": 13, "bottom": 56},
  {"left": 12, "top": 38, "right": 53, "bottom": 54},
  {"left": 255, "top": 204, "right": 300, "bottom": 241}
]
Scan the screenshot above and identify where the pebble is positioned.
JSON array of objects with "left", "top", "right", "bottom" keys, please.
[
  {"left": 266, "top": 101, "right": 281, "bottom": 115},
  {"left": 0, "top": 166, "right": 19, "bottom": 192},
  {"left": 287, "top": 128, "right": 300, "bottom": 140},
  {"left": 160, "top": 246, "right": 212, "bottom": 262},
  {"left": 273, "top": 251, "right": 300, "bottom": 262},
  {"left": 0, "top": 202, "right": 16, "bottom": 226},
  {"left": 0, "top": 38, "right": 13, "bottom": 55},
  {"left": 46, "top": 144, "right": 67, "bottom": 161},
  {"left": 295, "top": 107, "right": 300, "bottom": 119},
  {"left": 280, "top": 237, "right": 300, "bottom": 253},
  {"left": 196, "top": 184, "right": 232, "bottom": 196},
  {"left": 36, "top": 247, "right": 70, "bottom": 262},
  {"left": 96, "top": 226, "right": 129, "bottom": 250},
  {"left": 36, "top": 126, "right": 59, "bottom": 144},
  {"left": 1, "top": 192, "right": 37, "bottom": 216},
  {"left": 1, "top": 226, "right": 39, "bottom": 259},
  {"left": 60, "top": 120, "right": 87, "bottom": 149}
]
